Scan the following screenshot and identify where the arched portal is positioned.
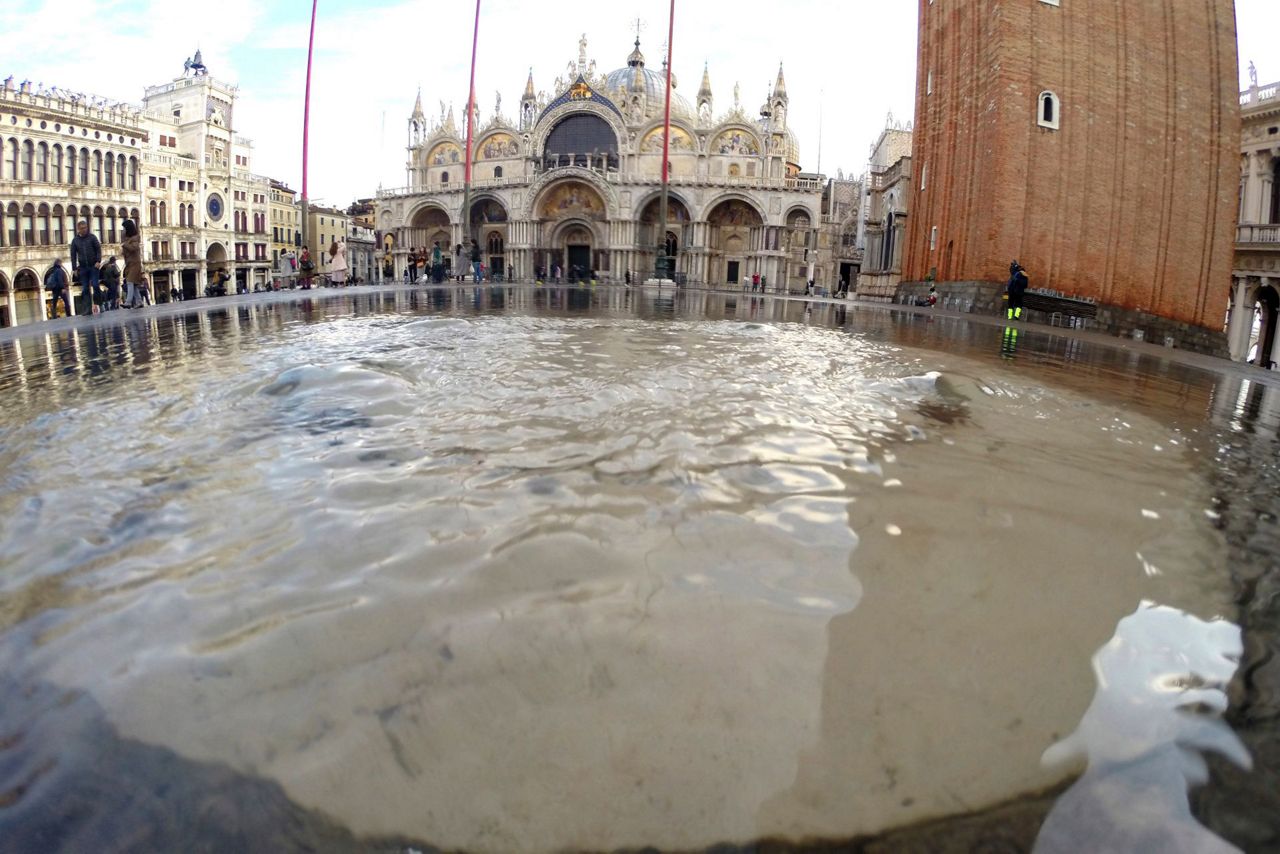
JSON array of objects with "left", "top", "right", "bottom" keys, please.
[
  {"left": 1252, "top": 285, "right": 1279, "bottom": 369},
  {"left": 410, "top": 206, "right": 452, "bottom": 260},
  {"left": 469, "top": 198, "right": 509, "bottom": 279},
  {"left": 13, "top": 269, "right": 42, "bottom": 325},
  {"left": 543, "top": 114, "right": 619, "bottom": 170},
  {"left": 706, "top": 198, "right": 764, "bottom": 286},
  {"left": 639, "top": 195, "right": 691, "bottom": 279},
  {"left": 0, "top": 271, "right": 9, "bottom": 328},
  {"left": 534, "top": 180, "right": 608, "bottom": 278}
]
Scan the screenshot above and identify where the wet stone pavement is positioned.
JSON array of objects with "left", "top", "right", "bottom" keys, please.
[{"left": 0, "top": 285, "right": 1278, "bottom": 852}]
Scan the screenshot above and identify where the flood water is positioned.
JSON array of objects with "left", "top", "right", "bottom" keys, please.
[{"left": 1, "top": 287, "right": 1277, "bottom": 852}]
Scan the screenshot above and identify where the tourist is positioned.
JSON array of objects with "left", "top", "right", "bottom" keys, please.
[
  {"left": 416, "top": 248, "right": 427, "bottom": 283},
  {"left": 276, "top": 250, "right": 293, "bottom": 290},
  {"left": 455, "top": 244, "right": 466, "bottom": 283},
  {"left": 45, "top": 259, "right": 71, "bottom": 318},
  {"left": 1007, "top": 260, "right": 1028, "bottom": 320},
  {"left": 70, "top": 220, "right": 102, "bottom": 313},
  {"left": 299, "top": 246, "right": 315, "bottom": 289},
  {"left": 329, "top": 238, "right": 348, "bottom": 288},
  {"left": 752, "top": 272, "right": 759, "bottom": 292},
  {"left": 121, "top": 219, "right": 146, "bottom": 308},
  {"left": 170, "top": 285, "right": 181, "bottom": 302},
  {"left": 471, "top": 241, "right": 483, "bottom": 284},
  {"left": 432, "top": 241, "right": 443, "bottom": 283},
  {"left": 761, "top": 274, "right": 767, "bottom": 292},
  {"left": 101, "top": 256, "right": 121, "bottom": 310}
]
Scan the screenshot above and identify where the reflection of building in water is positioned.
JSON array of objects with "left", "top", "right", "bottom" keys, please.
[
  {"left": 380, "top": 34, "right": 862, "bottom": 290},
  {"left": 1228, "top": 71, "right": 1280, "bottom": 369}
]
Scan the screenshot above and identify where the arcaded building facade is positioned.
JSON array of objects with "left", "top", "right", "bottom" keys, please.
[
  {"left": 378, "top": 36, "right": 861, "bottom": 292},
  {"left": 904, "top": 0, "right": 1240, "bottom": 337}
]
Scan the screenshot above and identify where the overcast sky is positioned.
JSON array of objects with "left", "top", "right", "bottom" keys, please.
[{"left": 1, "top": 1, "right": 1275, "bottom": 205}]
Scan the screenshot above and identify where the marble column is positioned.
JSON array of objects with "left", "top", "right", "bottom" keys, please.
[{"left": 1227, "top": 276, "right": 1252, "bottom": 362}]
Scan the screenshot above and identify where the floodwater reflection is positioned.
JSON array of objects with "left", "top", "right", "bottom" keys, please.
[{"left": 0, "top": 286, "right": 1276, "bottom": 851}]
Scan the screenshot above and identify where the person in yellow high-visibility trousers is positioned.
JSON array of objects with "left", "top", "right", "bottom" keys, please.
[{"left": 1006, "top": 260, "right": 1028, "bottom": 321}]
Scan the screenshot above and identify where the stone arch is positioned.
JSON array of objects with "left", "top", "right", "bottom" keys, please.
[
  {"left": 468, "top": 195, "right": 509, "bottom": 226},
  {"left": 534, "top": 179, "right": 608, "bottom": 223},
  {"left": 409, "top": 204, "right": 453, "bottom": 257},
  {"left": 637, "top": 120, "right": 700, "bottom": 155},
  {"left": 423, "top": 138, "right": 464, "bottom": 168},
  {"left": 700, "top": 192, "right": 767, "bottom": 225},
  {"left": 524, "top": 169, "right": 617, "bottom": 220},
  {"left": 408, "top": 202, "right": 453, "bottom": 227},
  {"left": 709, "top": 125, "right": 762, "bottom": 156},
  {"left": 11, "top": 267, "right": 41, "bottom": 325},
  {"left": 785, "top": 204, "right": 816, "bottom": 226},
  {"left": 475, "top": 129, "right": 521, "bottom": 161},
  {"left": 532, "top": 104, "right": 626, "bottom": 168},
  {"left": 705, "top": 197, "right": 766, "bottom": 287},
  {"left": 636, "top": 191, "right": 692, "bottom": 223},
  {"left": 206, "top": 242, "right": 227, "bottom": 266},
  {"left": 14, "top": 267, "right": 40, "bottom": 290}
]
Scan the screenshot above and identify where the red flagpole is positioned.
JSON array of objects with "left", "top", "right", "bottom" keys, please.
[
  {"left": 301, "top": 0, "right": 318, "bottom": 253},
  {"left": 462, "top": 0, "right": 482, "bottom": 251},
  {"left": 657, "top": 0, "right": 675, "bottom": 282}
]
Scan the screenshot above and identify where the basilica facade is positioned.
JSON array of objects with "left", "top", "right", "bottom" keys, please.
[{"left": 377, "top": 36, "right": 861, "bottom": 292}]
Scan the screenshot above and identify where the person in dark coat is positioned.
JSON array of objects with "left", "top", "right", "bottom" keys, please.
[
  {"left": 101, "top": 256, "right": 122, "bottom": 310},
  {"left": 70, "top": 220, "right": 101, "bottom": 313},
  {"left": 45, "top": 259, "right": 71, "bottom": 318},
  {"left": 1007, "top": 260, "right": 1029, "bottom": 321}
]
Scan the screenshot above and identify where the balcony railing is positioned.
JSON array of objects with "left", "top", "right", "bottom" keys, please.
[{"left": 1238, "top": 224, "right": 1280, "bottom": 244}]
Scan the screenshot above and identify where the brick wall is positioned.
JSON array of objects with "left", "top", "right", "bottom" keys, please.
[{"left": 905, "top": 0, "right": 1240, "bottom": 332}]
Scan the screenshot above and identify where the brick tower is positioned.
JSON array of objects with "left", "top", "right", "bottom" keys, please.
[{"left": 903, "top": 0, "right": 1240, "bottom": 337}]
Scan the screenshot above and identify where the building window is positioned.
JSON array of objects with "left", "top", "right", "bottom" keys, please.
[
  {"left": 441, "top": 171, "right": 449, "bottom": 185},
  {"left": 930, "top": 225, "right": 938, "bottom": 251},
  {"left": 1038, "top": 91, "right": 1061, "bottom": 130},
  {"left": 920, "top": 162, "right": 928, "bottom": 191},
  {"left": 21, "top": 140, "right": 33, "bottom": 180},
  {"left": 494, "top": 166, "right": 504, "bottom": 179},
  {"left": 927, "top": 71, "right": 933, "bottom": 96}
]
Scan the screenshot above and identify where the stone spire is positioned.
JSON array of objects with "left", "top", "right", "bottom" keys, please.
[
  {"left": 697, "top": 63, "right": 713, "bottom": 122},
  {"left": 774, "top": 62, "right": 788, "bottom": 101},
  {"left": 520, "top": 68, "right": 538, "bottom": 131},
  {"left": 412, "top": 88, "right": 425, "bottom": 121}
]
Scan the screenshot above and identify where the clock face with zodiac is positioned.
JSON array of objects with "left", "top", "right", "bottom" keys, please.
[{"left": 207, "top": 193, "right": 224, "bottom": 221}]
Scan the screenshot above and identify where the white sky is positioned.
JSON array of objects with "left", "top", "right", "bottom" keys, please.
[{"left": 1, "top": 1, "right": 1276, "bottom": 205}]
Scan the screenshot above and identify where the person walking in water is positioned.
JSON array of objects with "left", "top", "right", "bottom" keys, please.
[
  {"left": 101, "top": 256, "right": 121, "bottom": 310},
  {"left": 70, "top": 220, "right": 102, "bottom": 315},
  {"left": 1006, "top": 260, "right": 1028, "bottom": 321},
  {"left": 45, "top": 259, "right": 71, "bottom": 318}
]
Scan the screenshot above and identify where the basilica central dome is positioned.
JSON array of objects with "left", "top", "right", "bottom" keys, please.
[{"left": 603, "top": 40, "right": 695, "bottom": 120}]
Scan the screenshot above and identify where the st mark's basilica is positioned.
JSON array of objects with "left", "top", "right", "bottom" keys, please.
[{"left": 376, "top": 35, "right": 861, "bottom": 290}]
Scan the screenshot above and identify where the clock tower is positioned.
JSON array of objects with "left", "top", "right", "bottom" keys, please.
[{"left": 140, "top": 54, "right": 272, "bottom": 294}]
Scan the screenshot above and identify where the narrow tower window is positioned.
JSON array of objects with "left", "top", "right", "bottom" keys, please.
[{"left": 1038, "top": 91, "right": 1061, "bottom": 130}]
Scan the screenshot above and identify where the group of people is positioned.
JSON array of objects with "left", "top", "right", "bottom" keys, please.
[
  {"left": 741, "top": 273, "right": 769, "bottom": 292},
  {"left": 405, "top": 241, "right": 493, "bottom": 285},
  {"left": 44, "top": 219, "right": 148, "bottom": 318}
]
